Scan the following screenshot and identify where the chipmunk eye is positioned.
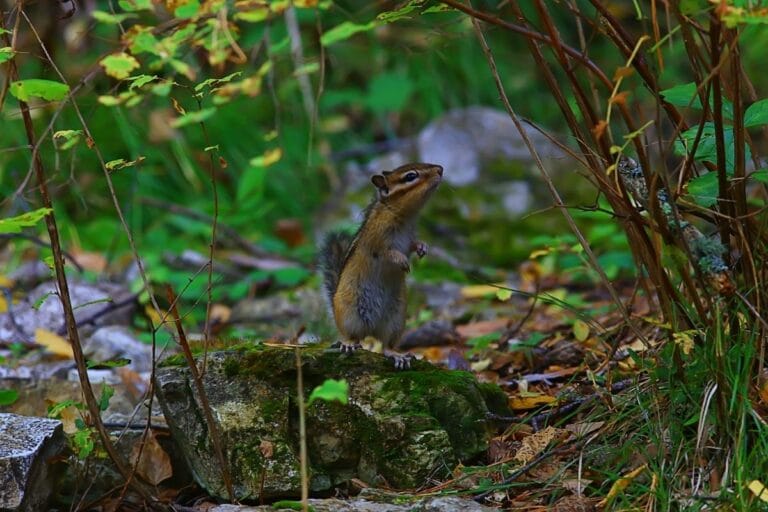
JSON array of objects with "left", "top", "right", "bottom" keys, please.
[{"left": 403, "top": 171, "right": 419, "bottom": 183}]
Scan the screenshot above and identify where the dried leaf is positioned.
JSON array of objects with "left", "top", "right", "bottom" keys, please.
[
  {"left": 509, "top": 393, "right": 557, "bottom": 411},
  {"left": 456, "top": 319, "right": 509, "bottom": 338},
  {"left": 260, "top": 440, "right": 274, "bottom": 458},
  {"left": 749, "top": 480, "right": 768, "bottom": 503},
  {"left": 35, "top": 328, "right": 73, "bottom": 359},
  {"left": 592, "top": 120, "right": 608, "bottom": 140},
  {"left": 609, "top": 91, "right": 631, "bottom": 106},
  {"left": 514, "top": 426, "right": 568, "bottom": 464},
  {"left": 598, "top": 464, "right": 647, "bottom": 507},
  {"left": 572, "top": 319, "right": 590, "bottom": 342},
  {"left": 130, "top": 429, "right": 173, "bottom": 485},
  {"left": 613, "top": 66, "right": 634, "bottom": 80}
]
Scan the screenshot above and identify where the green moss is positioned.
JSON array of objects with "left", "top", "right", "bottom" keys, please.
[
  {"left": 478, "top": 382, "right": 512, "bottom": 416},
  {"left": 157, "top": 354, "right": 187, "bottom": 367}
]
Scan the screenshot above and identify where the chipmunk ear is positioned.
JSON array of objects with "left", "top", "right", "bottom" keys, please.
[{"left": 371, "top": 174, "right": 388, "bottom": 194}]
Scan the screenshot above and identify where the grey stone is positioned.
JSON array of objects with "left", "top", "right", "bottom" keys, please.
[
  {"left": 155, "top": 347, "right": 507, "bottom": 501},
  {"left": 417, "top": 106, "right": 564, "bottom": 186},
  {"left": 208, "top": 495, "right": 496, "bottom": 512},
  {"left": 0, "top": 413, "right": 65, "bottom": 511},
  {"left": 0, "top": 281, "right": 135, "bottom": 344},
  {"left": 82, "top": 326, "right": 152, "bottom": 373}
]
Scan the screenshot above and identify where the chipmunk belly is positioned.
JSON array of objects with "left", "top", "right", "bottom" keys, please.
[{"left": 333, "top": 251, "right": 406, "bottom": 344}]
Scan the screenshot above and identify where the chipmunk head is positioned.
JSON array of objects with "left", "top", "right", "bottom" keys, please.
[{"left": 371, "top": 163, "right": 443, "bottom": 216}]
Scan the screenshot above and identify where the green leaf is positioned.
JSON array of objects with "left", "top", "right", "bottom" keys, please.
[
  {"left": 744, "top": 98, "right": 768, "bottom": 127},
  {"left": 98, "top": 385, "right": 115, "bottom": 412},
  {"left": 48, "top": 399, "right": 79, "bottom": 417},
  {"left": 118, "top": 0, "right": 153, "bottom": 11},
  {"left": 660, "top": 82, "right": 733, "bottom": 118},
  {"left": 673, "top": 123, "right": 750, "bottom": 172},
  {"left": 687, "top": 172, "right": 719, "bottom": 207},
  {"left": 171, "top": 107, "right": 217, "bottom": 128},
  {"left": 74, "top": 428, "right": 95, "bottom": 459},
  {"left": 128, "top": 29, "right": 160, "bottom": 55},
  {"left": 175, "top": 0, "right": 200, "bottom": 19},
  {"left": 661, "top": 82, "right": 702, "bottom": 110},
  {"left": 53, "top": 129, "right": 83, "bottom": 150},
  {"left": 105, "top": 156, "right": 145, "bottom": 171},
  {"left": 194, "top": 71, "right": 242, "bottom": 92},
  {"left": 87, "top": 358, "right": 131, "bottom": 369},
  {"left": 0, "top": 389, "right": 19, "bottom": 406},
  {"left": 92, "top": 10, "right": 138, "bottom": 24},
  {"left": 496, "top": 289, "right": 512, "bottom": 301},
  {"left": 9, "top": 79, "right": 69, "bottom": 102},
  {"left": 307, "top": 379, "right": 349, "bottom": 407},
  {"left": 0, "top": 46, "right": 15, "bottom": 64},
  {"left": 749, "top": 169, "right": 768, "bottom": 184},
  {"left": 234, "top": 8, "right": 270, "bottom": 23},
  {"left": 100, "top": 53, "right": 140, "bottom": 80},
  {"left": 366, "top": 72, "right": 414, "bottom": 114},
  {"left": 127, "top": 74, "right": 158, "bottom": 90},
  {"left": 377, "top": 0, "right": 422, "bottom": 22},
  {"left": 0, "top": 208, "right": 52, "bottom": 234},
  {"left": 321, "top": 21, "right": 378, "bottom": 46}
]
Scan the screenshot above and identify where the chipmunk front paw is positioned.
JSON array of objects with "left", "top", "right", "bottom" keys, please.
[
  {"left": 387, "top": 352, "right": 414, "bottom": 370},
  {"left": 412, "top": 241, "right": 428, "bottom": 258},
  {"left": 388, "top": 250, "right": 411, "bottom": 272},
  {"left": 331, "top": 340, "right": 362, "bottom": 353}
]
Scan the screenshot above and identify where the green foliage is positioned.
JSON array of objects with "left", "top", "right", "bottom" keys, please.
[
  {"left": 307, "top": 378, "right": 349, "bottom": 407},
  {"left": 0, "top": 208, "right": 52, "bottom": 234},
  {"left": 9, "top": 79, "right": 69, "bottom": 101},
  {"left": 0, "top": 389, "right": 19, "bottom": 406}
]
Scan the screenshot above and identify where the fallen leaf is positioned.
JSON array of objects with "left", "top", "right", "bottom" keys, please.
[
  {"left": 598, "top": 464, "right": 647, "bottom": 507},
  {"left": 456, "top": 319, "right": 509, "bottom": 338},
  {"left": 35, "top": 328, "right": 73, "bottom": 358},
  {"left": 572, "top": 319, "right": 590, "bottom": 342},
  {"left": 130, "top": 429, "right": 173, "bottom": 485},
  {"left": 260, "top": 440, "right": 274, "bottom": 458},
  {"left": 70, "top": 249, "right": 107, "bottom": 273},
  {"left": 509, "top": 393, "right": 557, "bottom": 411},
  {"left": 565, "top": 421, "right": 605, "bottom": 437},
  {"left": 209, "top": 303, "right": 231, "bottom": 324},
  {"left": 749, "top": 480, "right": 768, "bottom": 503},
  {"left": 514, "top": 426, "right": 569, "bottom": 464}
]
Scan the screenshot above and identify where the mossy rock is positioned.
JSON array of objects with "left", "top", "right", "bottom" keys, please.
[{"left": 155, "top": 344, "right": 507, "bottom": 500}]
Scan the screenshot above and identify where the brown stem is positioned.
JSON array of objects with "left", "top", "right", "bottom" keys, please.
[
  {"left": 166, "top": 286, "right": 235, "bottom": 501},
  {"left": 1, "top": 10, "right": 161, "bottom": 508}
]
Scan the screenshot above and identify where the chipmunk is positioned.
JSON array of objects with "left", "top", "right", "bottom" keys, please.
[{"left": 319, "top": 163, "right": 444, "bottom": 369}]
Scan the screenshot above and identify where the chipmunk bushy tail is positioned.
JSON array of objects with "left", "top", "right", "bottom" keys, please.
[{"left": 319, "top": 231, "right": 354, "bottom": 305}]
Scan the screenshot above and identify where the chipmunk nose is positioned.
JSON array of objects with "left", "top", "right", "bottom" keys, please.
[{"left": 435, "top": 165, "right": 443, "bottom": 176}]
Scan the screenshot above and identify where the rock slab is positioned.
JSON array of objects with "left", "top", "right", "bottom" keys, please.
[
  {"left": 155, "top": 346, "right": 508, "bottom": 501},
  {"left": 0, "top": 413, "right": 65, "bottom": 512}
]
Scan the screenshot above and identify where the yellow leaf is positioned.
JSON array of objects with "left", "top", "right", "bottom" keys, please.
[
  {"left": 460, "top": 284, "right": 506, "bottom": 299},
  {"left": 749, "top": 480, "right": 768, "bottom": 503},
  {"left": 250, "top": 147, "right": 282, "bottom": 167},
  {"left": 673, "top": 330, "right": 696, "bottom": 355},
  {"left": 598, "top": 464, "right": 647, "bottom": 507},
  {"left": 509, "top": 394, "right": 557, "bottom": 411},
  {"left": 0, "top": 275, "right": 13, "bottom": 287},
  {"left": 35, "top": 328, "right": 73, "bottom": 358},
  {"left": 0, "top": 294, "right": 6, "bottom": 314},
  {"left": 529, "top": 248, "right": 550, "bottom": 259},
  {"left": 573, "top": 319, "right": 590, "bottom": 342}
]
